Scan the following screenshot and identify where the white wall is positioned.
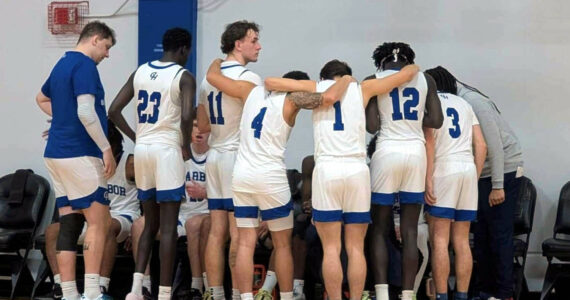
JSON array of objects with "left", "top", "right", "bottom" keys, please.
[{"left": 1, "top": 0, "right": 569, "bottom": 291}]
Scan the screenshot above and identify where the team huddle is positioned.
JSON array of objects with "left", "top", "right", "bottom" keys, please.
[{"left": 36, "top": 18, "right": 524, "bottom": 300}]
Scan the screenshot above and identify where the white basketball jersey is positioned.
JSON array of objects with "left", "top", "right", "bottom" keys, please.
[
  {"left": 108, "top": 153, "right": 138, "bottom": 214},
  {"left": 434, "top": 92, "right": 479, "bottom": 162},
  {"left": 233, "top": 87, "right": 292, "bottom": 193},
  {"left": 313, "top": 81, "right": 366, "bottom": 162},
  {"left": 184, "top": 147, "right": 208, "bottom": 202},
  {"left": 375, "top": 70, "right": 428, "bottom": 144},
  {"left": 199, "top": 60, "right": 262, "bottom": 152},
  {"left": 134, "top": 61, "right": 186, "bottom": 147}
]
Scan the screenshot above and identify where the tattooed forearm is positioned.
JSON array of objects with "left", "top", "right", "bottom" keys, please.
[{"left": 288, "top": 92, "right": 323, "bottom": 109}]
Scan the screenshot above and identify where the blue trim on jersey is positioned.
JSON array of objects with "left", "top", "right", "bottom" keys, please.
[
  {"left": 69, "top": 187, "right": 109, "bottom": 210},
  {"left": 156, "top": 184, "right": 185, "bottom": 202},
  {"left": 239, "top": 69, "right": 250, "bottom": 77},
  {"left": 234, "top": 206, "right": 259, "bottom": 219},
  {"left": 119, "top": 214, "right": 134, "bottom": 223},
  {"left": 220, "top": 64, "right": 242, "bottom": 70},
  {"left": 260, "top": 201, "right": 293, "bottom": 221},
  {"left": 208, "top": 198, "right": 234, "bottom": 211},
  {"left": 191, "top": 156, "right": 207, "bottom": 165},
  {"left": 56, "top": 196, "right": 70, "bottom": 209},
  {"left": 312, "top": 209, "right": 343, "bottom": 222},
  {"left": 138, "top": 188, "right": 157, "bottom": 201},
  {"left": 177, "top": 220, "right": 183, "bottom": 226},
  {"left": 426, "top": 205, "right": 477, "bottom": 221},
  {"left": 386, "top": 67, "right": 402, "bottom": 71},
  {"left": 371, "top": 192, "right": 398, "bottom": 205},
  {"left": 343, "top": 212, "right": 371, "bottom": 224},
  {"left": 147, "top": 61, "right": 177, "bottom": 69},
  {"left": 399, "top": 191, "right": 425, "bottom": 204}
]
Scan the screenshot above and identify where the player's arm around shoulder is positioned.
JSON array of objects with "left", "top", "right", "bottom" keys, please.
[
  {"left": 109, "top": 71, "right": 137, "bottom": 142},
  {"left": 360, "top": 64, "right": 420, "bottom": 105},
  {"left": 422, "top": 73, "right": 444, "bottom": 129},
  {"left": 205, "top": 58, "right": 254, "bottom": 102},
  {"left": 264, "top": 77, "right": 316, "bottom": 93}
]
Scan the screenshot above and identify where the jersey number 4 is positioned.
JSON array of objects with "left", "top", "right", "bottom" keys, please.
[
  {"left": 390, "top": 87, "right": 419, "bottom": 121},
  {"left": 137, "top": 90, "right": 161, "bottom": 124},
  {"left": 251, "top": 107, "right": 267, "bottom": 139},
  {"left": 207, "top": 91, "right": 225, "bottom": 125}
]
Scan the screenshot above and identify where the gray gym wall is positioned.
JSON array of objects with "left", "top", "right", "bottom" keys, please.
[{"left": 2, "top": 0, "right": 568, "bottom": 291}]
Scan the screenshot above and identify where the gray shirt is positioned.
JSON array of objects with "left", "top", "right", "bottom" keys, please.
[{"left": 457, "top": 84, "right": 523, "bottom": 189}]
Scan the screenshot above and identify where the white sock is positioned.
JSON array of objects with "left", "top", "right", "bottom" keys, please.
[
  {"left": 261, "top": 270, "right": 277, "bottom": 292},
  {"left": 84, "top": 273, "right": 101, "bottom": 300},
  {"left": 232, "top": 288, "right": 241, "bottom": 300},
  {"left": 131, "top": 272, "right": 144, "bottom": 296},
  {"left": 99, "top": 276, "right": 111, "bottom": 291},
  {"left": 158, "top": 285, "right": 171, "bottom": 300},
  {"left": 293, "top": 279, "right": 304, "bottom": 297},
  {"left": 202, "top": 272, "right": 209, "bottom": 290},
  {"left": 191, "top": 277, "right": 203, "bottom": 290},
  {"left": 211, "top": 286, "right": 225, "bottom": 300},
  {"left": 53, "top": 274, "right": 61, "bottom": 285},
  {"left": 375, "top": 284, "right": 389, "bottom": 300},
  {"left": 240, "top": 292, "right": 254, "bottom": 300},
  {"left": 61, "top": 280, "right": 79, "bottom": 300},
  {"left": 401, "top": 290, "right": 415, "bottom": 300},
  {"left": 280, "top": 291, "right": 294, "bottom": 300},
  {"left": 143, "top": 274, "right": 151, "bottom": 290}
]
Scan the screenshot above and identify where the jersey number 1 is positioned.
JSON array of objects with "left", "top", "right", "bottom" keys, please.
[
  {"left": 137, "top": 90, "right": 161, "bottom": 124},
  {"left": 333, "top": 101, "right": 344, "bottom": 131},
  {"left": 207, "top": 91, "right": 225, "bottom": 125},
  {"left": 251, "top": 107, "right": 267, "bottom": 139}
]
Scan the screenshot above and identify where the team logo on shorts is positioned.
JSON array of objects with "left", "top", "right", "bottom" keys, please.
[
  {"left": 104, "top": 191, "right": 109, "bottom": 200},
  {"left": 150, "top": 72, "right": 158, "bottom": 80}
]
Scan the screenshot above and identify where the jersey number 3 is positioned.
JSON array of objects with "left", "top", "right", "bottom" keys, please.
[
  {"left": 251, "top": 107, "right": 267, "bottom": 139},
  {"left": 137, "top": 90, "right": 161, "bottom": 124},
  {"left": 390, "top": 87, "right": 419, "bottom": 121},
  {"left": 446, "top": 107, "right": 461, "bottom": 138}
]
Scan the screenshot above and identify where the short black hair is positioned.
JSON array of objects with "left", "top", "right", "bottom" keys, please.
[
  {"left": 372, "top": 42, "right": 415, "bottom": 69},
  {"left": 320, "top": 59, "right": 352, "bottom": 80},
  {"left": 425, "top": 66, "right": 457, "bottom": 94},
  {"left": 283, "top": 70, "right": 310, "bottom": 80},
  {"left": 78, "top": 21, "right": 116, "bottom": 45},
  {"left": 163, "top": 27, "right": 191, "bottom": 52},
  {"left": 107, "top": 119, "right": 123, "bottom": 152},
  {"left": 220, "top": 20, "right": 260, "bottom": 54}
]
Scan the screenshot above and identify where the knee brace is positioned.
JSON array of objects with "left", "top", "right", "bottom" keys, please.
[{"left": 56, "top": 213, "right": 85, "bottom": 251}]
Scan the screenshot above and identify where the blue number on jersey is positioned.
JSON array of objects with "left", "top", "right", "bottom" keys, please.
[
  {"left": 333, "top": 101, "right": 344, "bottom": 131},
  {"left": 137, "top": 90, "right": 162, "bottom": 124},
  {"left": 390, "top": 87, "right": 419, "bottom": 121},
  {"left": 207, "top": 91, "right": 224, "bottom": 125},
  {"left": 251, "top": 107, "right": 267, "bottom": 139},
  {"left": 446, "top": 107, "right": 461, "bottom": 138}
]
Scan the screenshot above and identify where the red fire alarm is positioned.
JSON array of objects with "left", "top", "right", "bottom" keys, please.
[{"left": 48, "top": 1, "right": 89, "bottom": 34}]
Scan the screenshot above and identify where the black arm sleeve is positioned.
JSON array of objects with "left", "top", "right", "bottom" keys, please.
[{"left": 422, "top": 73, "right": 444, "bottom": 129}]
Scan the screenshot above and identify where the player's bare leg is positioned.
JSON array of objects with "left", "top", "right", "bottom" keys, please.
[
  {"left": 344, "top": 223, "right": 368, "bottom": 300},
  {"left": 315, "top": 221, "right": 343, "bottom": 300}
]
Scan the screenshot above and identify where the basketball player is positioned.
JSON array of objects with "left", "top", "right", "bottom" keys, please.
[
  {"left": 196, "top": 20, "right": 262, "bottom": 300},
  {"left": 44, "top": 120, "right": 140, "bottom": 299},
  {"left": 36, "top": 21, "right": 116, "bottom": 300},
  {"left": 264, "top": 59, "right": 420, "bottom": 300},
  {"left": 422, "top": 67, "right": 487, "bottom": 300},
  {"left": 426, "top": 66, "right": 523, "bottom": 300},
  {"left": 365, "top": 42, "right": 443, "bottom": 300},
  {"left": 178, "top": 119, "right": 211, "bottom": 299},
  {"left": 108, "top": 28, "right": 196, "bottom": 300}
]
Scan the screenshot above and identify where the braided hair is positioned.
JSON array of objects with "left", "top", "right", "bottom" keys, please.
[
  {"left": 425, "top": 66, "right": 489, "bottom": 98},
  {"left": 372, "top": 42, "right": 415, "bottom": 70}
]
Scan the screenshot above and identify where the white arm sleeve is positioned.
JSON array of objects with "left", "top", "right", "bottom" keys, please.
[{"left": 77, "top": 94, "right": 111, "bottom": 152}]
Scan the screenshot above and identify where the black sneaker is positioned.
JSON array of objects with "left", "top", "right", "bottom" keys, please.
[
  {"left": 52, "top": 283, "right": 63, "bottom": 299},
  {"left": 190, "top": 288, "right": 203, "bottom": 300},
  {"left": 142, "top": 287, "right": 153, "bottom": 300}
]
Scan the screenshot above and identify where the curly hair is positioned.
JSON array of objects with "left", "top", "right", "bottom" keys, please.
[
  {"left": 162, "top": 27, "right": 191, "bottom": 52},
  {"left": 372, "top": 42, "right": 415, "bottom": 70},
  {"left": 220, "top": 20, "right": 260, "bottom": 54}
]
